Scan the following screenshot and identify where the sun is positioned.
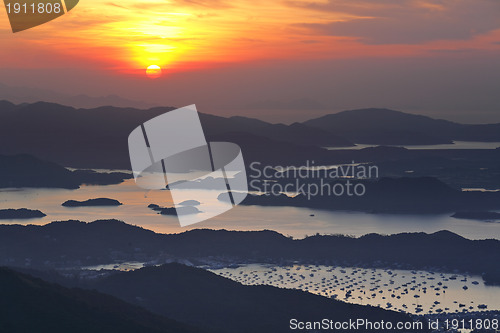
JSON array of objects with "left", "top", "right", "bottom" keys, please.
[{"left": 146, "top": 65, "right": 162, "bottom": 79}]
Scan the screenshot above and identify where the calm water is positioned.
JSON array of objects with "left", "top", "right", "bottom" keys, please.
[
  {"left": 82, "top": 261, "right": 145, "bottom": 271},
  {"left": 327, "top": 141, "right": 500, "bottom": 150},
  {"left": 211, "top": 264, "right": 500, "bottom": 314},
  {"left": 3, "top": 180, "right": 499, "bottom": 316},
  {"left": 0, "top": 179, "right": 499, "bottom": 239},
  {"left": 79, "top": 262, "right": 500, "bottom": 313}
]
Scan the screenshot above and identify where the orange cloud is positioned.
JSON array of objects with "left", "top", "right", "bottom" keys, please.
[{"left": 1, "top": 0, "right": 499, "bottom": 76}]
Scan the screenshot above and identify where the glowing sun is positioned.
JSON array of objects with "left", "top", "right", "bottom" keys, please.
[{"left": 146, "top": 65, "right": 162, "bottom": 79}]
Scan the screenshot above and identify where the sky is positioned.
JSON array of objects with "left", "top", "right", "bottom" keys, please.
[{"left": 1, "top": 0, "right": 500, "bottom": 123}]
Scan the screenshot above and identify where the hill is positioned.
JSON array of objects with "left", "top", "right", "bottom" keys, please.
[
  {"left": 244, "top": 176, "right": 500, "bottom": 213},
  {"left": 0, "top": 267, "right": 205, "bottom": 333},
  {"left": 3, "top": 101, "right": 500, "bottom": 169},
  {"left": 0, "top": 220, "right": 497, "bottom": 281},
  {"left": 0, "top": 101, "right": 349, "bottom": 169},
  {"left": 0, "top": 154, "right": 131, "bottom": 189},
  {"left": 0, "top": 154, "right": 80, "bottom": 189},
  {"left": 89, "top": 263, "right": 422, "bottom": 333},
  {"left": 304, "top": 108, "right": 460, "bottom": 145},
  {"left": 0, "top": 83, "right": 156, "bottom": 109},
  {"left": 304, "top": 108, "right": 500, "bottom": 145},
  {"left": 201, "top": 113, "right": 353, "bottom": 146}
]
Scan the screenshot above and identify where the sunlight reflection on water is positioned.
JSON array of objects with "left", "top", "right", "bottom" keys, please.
[
  {"left": 211, "top": 264, "right": 500, "bottom": 314},
  {"left": 0, "top": 179, "right": 498, "bottom": 239}
]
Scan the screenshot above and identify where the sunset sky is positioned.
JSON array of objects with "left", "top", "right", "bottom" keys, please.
[{"left": 1, "top": 0, "right": 500, "bottom": 122}]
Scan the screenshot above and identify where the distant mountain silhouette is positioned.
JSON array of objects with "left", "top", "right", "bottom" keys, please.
[
  {"left": 2, "top": 101, "right": 500, "bottom": 170},
  {"left": 0, "top": 101, "right": 350, "bottom": 168},
  {"left": 200, "top": 112, "right": 353, "bottom": 146},
  {"left": 3, "top": 101, "right": 500, "bottom": 169},
  {"left": 304, "top": 108, "right": 500, "bottom": 145},
  {"left": 0, "top": 267, "right": 205, "bottom": 333},
  {"left": 0, "top": 220, "right": 497, "bottom": 283},
  {"left": 0, "top": 83, "right": 156, "bottom": 109},
  {"left": 0, "top": 154, "right": 131, "bottom": 189}
]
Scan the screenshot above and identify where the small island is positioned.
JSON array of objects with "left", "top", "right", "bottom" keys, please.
[
  {"left": 62, "top": 198, "right": 123, "bottom": 207},
  {"left": 0, "top": 208, "right": 46, "bottom": 219},
  {"left": 452, "top": 211, "right": 500, "bottom": 222},
  {"left": 148, "top": 203, "right": 200, "bottom": 216}
]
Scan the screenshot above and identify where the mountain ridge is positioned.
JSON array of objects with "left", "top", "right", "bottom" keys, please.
[
  {"left": 2, "top": 101, "right": 500, "bottom": 169},
  {"left": 0, "top": 219, "right": 498, "bottom": 281},
  {"left": 304, "top": 108, "right": 500, "bottom": 144}
]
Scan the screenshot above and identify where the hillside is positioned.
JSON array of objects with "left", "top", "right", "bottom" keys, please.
[
  {"left": 304, "top": 108, "right": 461, "bottom": 145},
  {"left": 2, "top": 101, "right": 500, "bottom": 169},
  {"left": 244, "top": 176, "right": 500, "bottom": 213},
  {"left": 0, "top": 267, "right": 205, "bottom": 333},
  {"left": 304, "top": 108, "right": 500, "bottom": 145},
  {"left": 0, "top": 220, "right": 498, "bottom": 280},
  {"left": 0, "top": 154, "right": 131, "bottom": 189},
  {"left": 90, "top": 263, "right": 422, "bottom": 333},
  {"left": 201, "top": 113, "right": 353, "bottom": 146},
  {"left": 0, "top": 101, "right": 348, "bottom": 169}
]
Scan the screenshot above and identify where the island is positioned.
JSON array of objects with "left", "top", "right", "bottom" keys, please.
[
  {"left": 0, "top": 208, "right": 46, "bottom": 219},
  {"left": 62, "top": 198, "right": 123, "bottom": 207},
  {"left": 452, "top": 211, "right": 500, "bottom": 222},
  {"left": 148, "top": 203, "right": 200, "bottom": 215}
]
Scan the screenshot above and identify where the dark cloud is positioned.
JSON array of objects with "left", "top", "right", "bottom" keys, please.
[{"left": 291, "top": 0, "right": 500, "bottom": 44}]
